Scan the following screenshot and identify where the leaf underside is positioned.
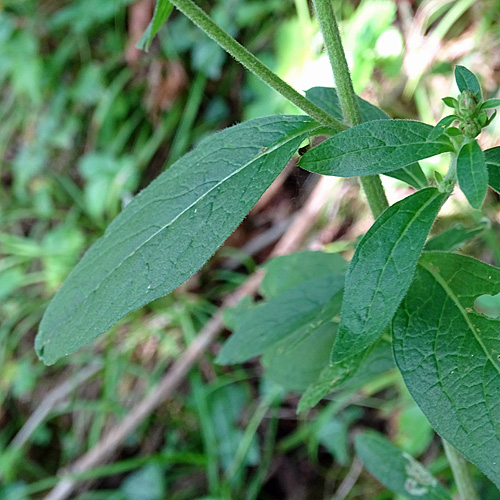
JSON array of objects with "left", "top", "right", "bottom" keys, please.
[
  {"left": 36, "top": 115, "right": 319, "bottom": 365},
  {"left": 393, "top": 252, "right": 500, "bottom": 488},
  {"left": 331, "top": 188, "right": 446, "bottom": 363}
]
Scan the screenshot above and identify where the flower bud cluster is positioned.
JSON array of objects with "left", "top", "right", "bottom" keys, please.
[{"left": 456, "top": 91, "right": 482, "bottom": 139}]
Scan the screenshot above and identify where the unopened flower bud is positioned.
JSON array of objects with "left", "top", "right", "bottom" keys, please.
[
  {"left": 457, "top": 90, "right": 478, "bottom": 118},
  {"left": 460, "top": 118, "right": 481, "bottom": 138}
]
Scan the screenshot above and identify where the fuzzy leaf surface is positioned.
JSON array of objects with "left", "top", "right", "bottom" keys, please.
[
  {"left": 299, "top": 120, "right": 453, "bottom": 178},
  {"left": 331, "top": 188, "right": 446, "bottom": 363},
  {"left": 305, "top": 87, "right": 428, "bottom": 188},
  {"left": 36, "top": 115, "right": 319, "bottom": 365},
  {"left": 355, "top": 431, "right": 452, "bottom": 500},
  {"left": 393, "top": 252, "right": 500, "bottom": 488},
  {"left": 485, "top": 146, "right": 500, "bottom": 193},
  {"left": 457, "top": 139, "right": 488, "bottom": 209}
]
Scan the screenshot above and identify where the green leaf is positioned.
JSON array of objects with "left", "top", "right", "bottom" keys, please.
[
  {"left": 393, "top": 252, "right": 500, "bottom": 489},
  {"left": 305, "top": 86, "right": 389, "bottom": 123},
  {"left": 331, "top": 188, "right": 446, "bottom": 363},
  {"left": 35, "top": 115, "right": 319, "bottom": 365},
  {"left": 260, "top": 250, "right": 347, "bottom": 299},
  {"left": 262, "top": 316, "right": 338, "bottom": 392},
  {"left": 445, "top": 126, "right": 462, "bottom": 136},
  {"left": 457, "top": 139, "right": 488, "bottom": 209},
  {"left": 137, "top": 0, "right": 174, "bottom": 51},
  {"left": 355, "top": 431, "right": 452, "bottom": 500},
  {"left": 306, "top": 87, "right": 428, "bottom": 189},
  {"left": 216, "top": 276, "right": 344, "bottom": 364},
  {"left": 428, "top": 115, "right": 457, "bottom": 140},
  {"left": 442, "top": 96, "right": 458, "bottom": 109},
  {"left": 484, "top": 146, "right": 500, "bottom": 193},
  {"left": 299, "top": 120, "right": 453, "bottom": 178},
  {"left": 424, "top": 220, "right": 488, "bottom": 252},
  {"left": 298, "top": 340, "right": 394, "bottom": 412},
  {"left": 454, "top": 65, "right": 482, "bottom": 101},
  {"left": 480, "top": 98, "right": 500, "bottom": 110},
  {"left": 387, "top": 164, "right": 428, "bottom": 190}
]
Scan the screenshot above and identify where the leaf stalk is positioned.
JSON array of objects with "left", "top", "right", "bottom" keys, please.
[
  {"left": 167, "top": 0, "right": 347, "bottom": 132},
  {"left": 442, "top": 439, "right": 480, "bottom": 500},
  {"left": 311, "top": 0, "right": 389, "bottom": 218}
]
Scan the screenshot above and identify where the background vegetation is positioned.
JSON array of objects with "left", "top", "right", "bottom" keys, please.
[{"left": 2, "top": 0, "right": 500, "bottom": 498}]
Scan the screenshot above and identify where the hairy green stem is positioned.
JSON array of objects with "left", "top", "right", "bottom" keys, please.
[
  {"left": 168, "top": 0, "right": 347, "bottom": 132},
  {"left": 312, "top": 0, "right": 361, "bottom": 126},
  {"left": 359, "top": 176, "right": 389, "bottom": 219},
  {"left": 442, "top": 439, "right": 480, "bottom": 500},
  {"left": 312, "top": 0, "right": 388, "bottom": 218}
]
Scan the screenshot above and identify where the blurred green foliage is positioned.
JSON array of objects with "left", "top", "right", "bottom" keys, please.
[{"left": 1, "top": 0, "right": 500, "bottom": 498}]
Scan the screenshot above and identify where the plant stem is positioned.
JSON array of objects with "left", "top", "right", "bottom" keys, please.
[
  {"left": 312, "top": 0, "right": 388, "bottom": 218},
  {"left": 312, "top": 0, "right": 361, "bottom": 127},
  {"left": 442, "top": 439, "right": 480, "bottom": 500},
  {"left": 168, "top": 0, "right": 347, "bottom": 132},
  {"left": 359, "top": 176, "right": 389, "bottom": 219}
]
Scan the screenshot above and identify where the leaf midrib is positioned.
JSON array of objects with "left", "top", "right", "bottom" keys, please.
[
  {"left": 311, "top": 139, "right": 452, "bottom": 164},
  {"left": 339, "top": 189, "right": 443, "bottom": 357},
  {"left": 58, "top": 121, "right": 320, "bottom": 321},
  {"left": 420, "top": 260, "right": 500, "bottom": 377},
  {"left": 351, "top": 191, "right": 441, "bottom": 325}
]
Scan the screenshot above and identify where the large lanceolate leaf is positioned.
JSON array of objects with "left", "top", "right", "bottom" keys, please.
[
  {"left": 36, "top": 116, "right": 319, "bottom": 365},
  {"left": 306, "top": 87, "right": 427, "bottom": 189},
  {"left": 393, "top": 252, "right": 500, "bottom": 488},
  {"left": 299, "top": 120, "right": 454, "bottom": 178},
  {"left": 355, "top": 431, "right": 452, "bottom": 500},
  {"left": 457, "top": 139, "right": 488, "bottom": 209},
  {"left": 331, "top": 188, "right": 446, "bottom": 363}
]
